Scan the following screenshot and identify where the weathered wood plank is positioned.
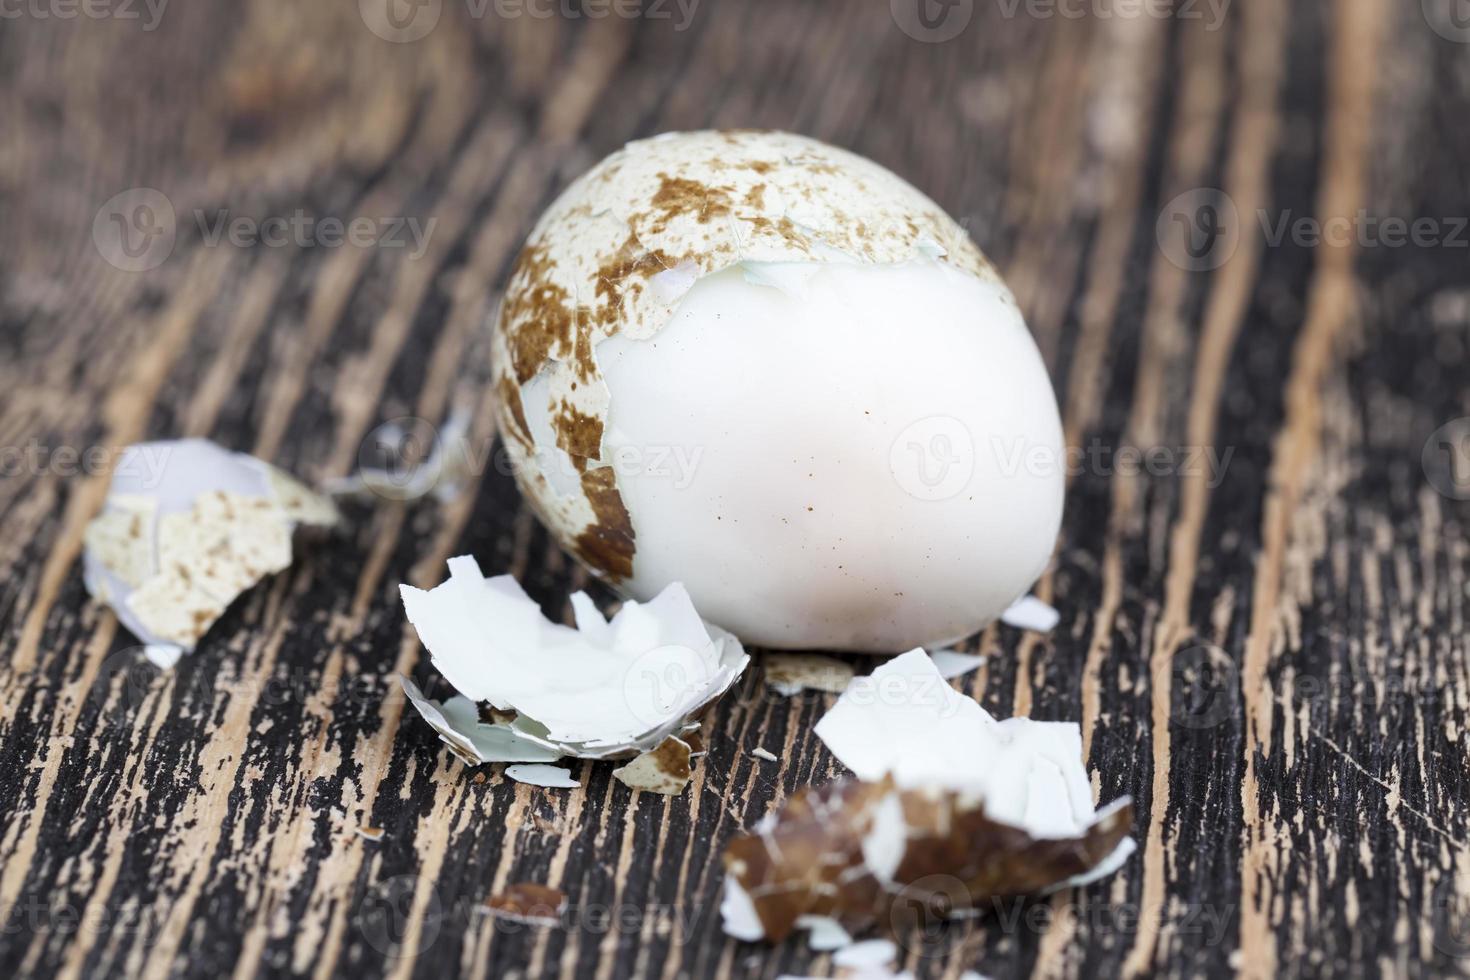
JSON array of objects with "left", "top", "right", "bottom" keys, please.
[{"left": 2, "top": 1, "right": 1468, "bottom": 978}]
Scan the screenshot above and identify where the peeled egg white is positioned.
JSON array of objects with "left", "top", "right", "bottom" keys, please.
[{"left": 493, "top": 130, "right": 1062, "bottom": 653}]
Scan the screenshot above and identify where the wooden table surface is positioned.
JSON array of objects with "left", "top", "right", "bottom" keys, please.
[{"left": 3, "top": 0, "right": 1469, "bottom": 977}]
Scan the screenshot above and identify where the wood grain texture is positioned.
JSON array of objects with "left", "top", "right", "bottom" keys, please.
[{"left": 2, "top": 1, "right": 1469, "bottom": 977}]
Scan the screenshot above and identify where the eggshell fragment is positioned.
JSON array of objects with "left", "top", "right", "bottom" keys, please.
[
  {"left": 718, "top": 649, "right": 1134, "bottom": 944},
  {"left": 142, "top": 644, "right": 184, "bottom": 670},
  {"left": 721, "top": 776, "right": 1132, "bottom": 944},
  {"left": 505, "top": 764, "right": 580, "bottom": 789},
  {"left": 927, "top": 649, "right": 986, "bottom": 679},
  {"left": 814, "top": 650, "right": 997, "bottom": 790},
  {"left": 795, "top": 915, "right": 852, "bottom": 952},
  {"left": 763, "top": 653, "right": 856, "bottom": 697},
  {"left": 720, "top": 877, "right": 766, "bottom": 943},
  {"left": 399, "top": 558, "right": 748, "bottom": 763},
  {"left": 399, "top": 677, "right": 561, "bottom": 765},
  {"left": 815, "top": 650, "right": 1121, "bottom": 839},
  {"left": 81, "top": 439, "right": 338, "bottom": 657},
  {"left": 611, "top": 735, "right": 693, "bottom": 796},
  {"left": 325, "top": 408, "right": 475, "bottom": 504},
  {"left": 833, "top": 939, "right": 898, "bottom": 970},
  {"left": 1000, "top": 595, "right": 1061, "bottom": 633},
  {"left": 494, "top": 130, "right": 1063, "bottom": 654},
  {"left": 484, "top": 883, "right": 567, "bottom": 926}
]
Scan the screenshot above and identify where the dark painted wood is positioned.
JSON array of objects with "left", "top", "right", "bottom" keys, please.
[{"left": 1, "top": 1, "right": 1467, "bottom": 977}]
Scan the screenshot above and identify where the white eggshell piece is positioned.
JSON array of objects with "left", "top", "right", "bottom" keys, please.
[
  {"left": 324, "top": 407, "right": 475, "bottom": 504},
  {"left": 719, "top": 877, "right": 766, "bottom": 942},
  {"left": 1000, "top": 595, "right": 1062, "bottom": 633},
  {"left": 610, "top": 736, "right": 692, "bottom": 796},
  {"left": 399, "top": 677, "right": 562, "bottom": 765},
  {"left": 81, "top": 439, "right": 338, "bottom": 653},
  {"left": 763, "top": 652, "right": 856, "bottom": 697},
  {"left": 795, "top": 915, "right": 852, "bottom": 952},
  {"left": 833, "top": 939, "right": 899, "bottom": 970},
  {"left": 859, "top": 791, "right": 909, "bottom": 882},
  {"left": 815, "top": 649, "right": 1129, "bottom": 848},
  {"left": 928, "top": 649, "right": 986, "bottom": 679},
  {"left": 1047, "top": 800, "right": 1140, "bottom": 892},
  {"left": 504, "top": 764, "right": 580, "bottom": 789},
  {"left": 399, "top": 557, "right": 748, "bottom": 760}
]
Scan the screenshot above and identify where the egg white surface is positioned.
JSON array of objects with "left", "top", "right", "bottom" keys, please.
[{"left": 586, "top": 258, "right": 1062, "bottom": 651}]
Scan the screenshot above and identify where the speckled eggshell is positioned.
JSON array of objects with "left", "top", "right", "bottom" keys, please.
[{"left": 492, "top": 130, "right": 1061, "bottom": 653}]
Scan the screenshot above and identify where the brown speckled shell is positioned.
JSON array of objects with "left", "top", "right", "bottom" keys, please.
[
  {"left": 491, "top": 130, "right": 998, "bottom": 584},
  {"left": 723, "top": 777, "right": 1133, "bottom": 942}
]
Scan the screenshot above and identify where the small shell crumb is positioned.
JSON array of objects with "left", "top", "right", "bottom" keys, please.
[
  {"left": 484, "top": 883, "right": 567, "bottom": 926},
  {"left": 763, "top": 652, "right": 856, "bottom": 696},
  {"left": 612, "top": 736, "right": 693, "bottom": 796},
  {"left": 505, "top": 764, "right": 580, "bottom": 789}
]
